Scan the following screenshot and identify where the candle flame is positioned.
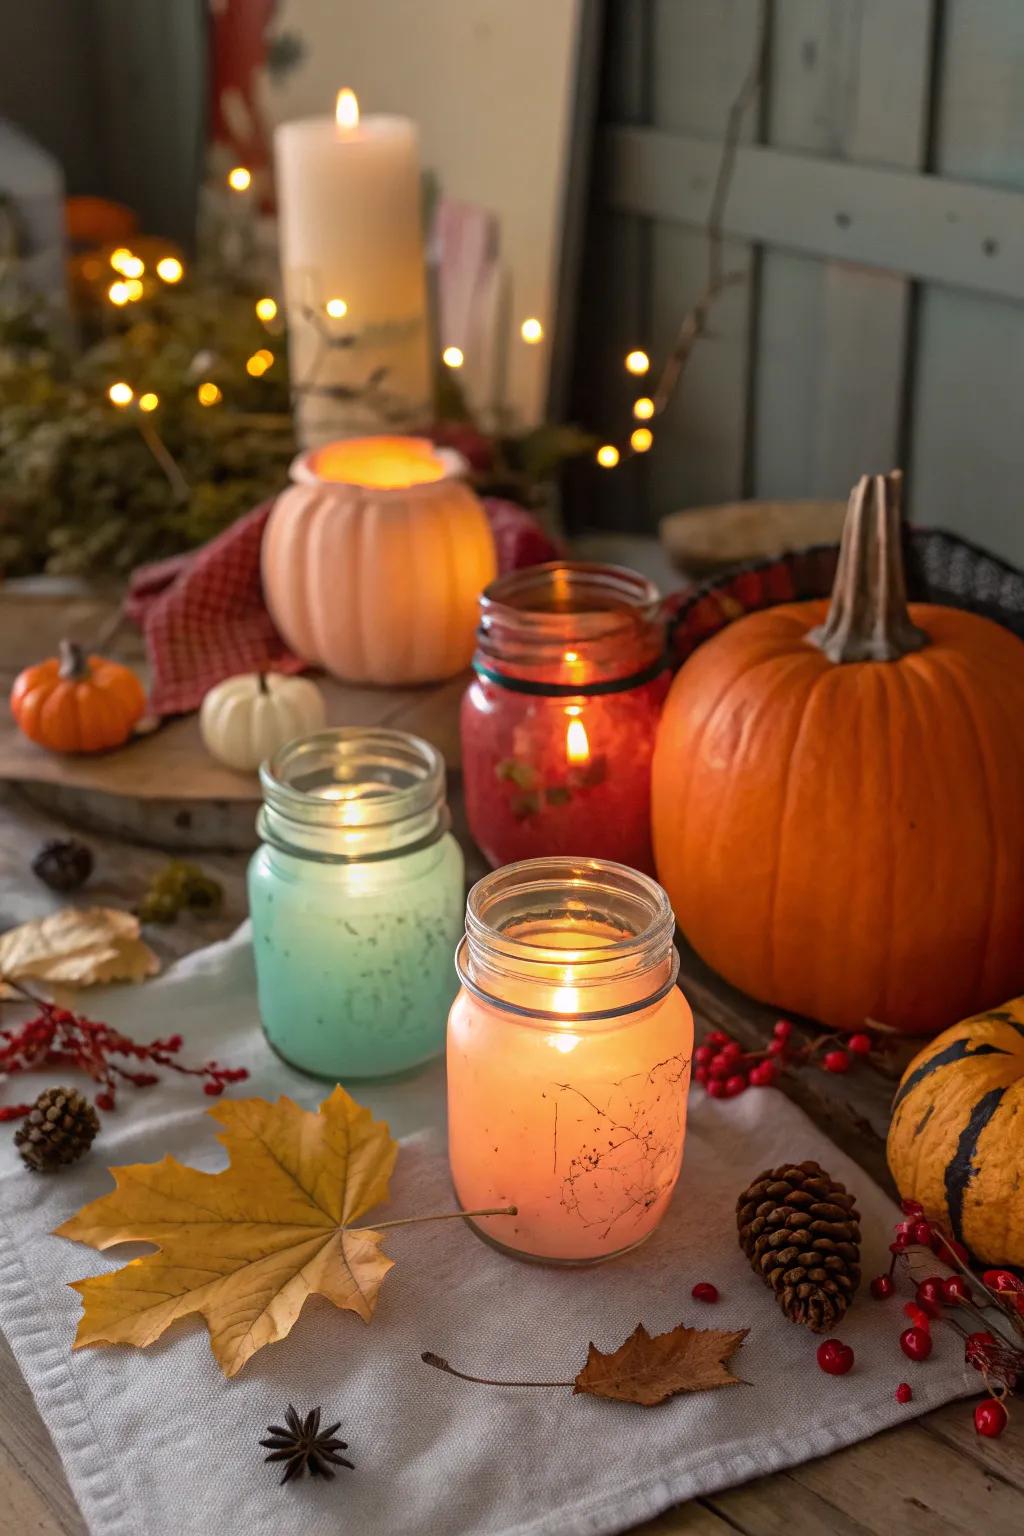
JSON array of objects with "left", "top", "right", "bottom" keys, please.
[
  {"left": 565, "top": 717, "right": 590, "bottom": 765},
  {"left": 336, "top": 88, "right": 360, "bottom": 130}
]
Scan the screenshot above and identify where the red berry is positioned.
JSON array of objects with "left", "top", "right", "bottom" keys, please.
[
  {"left": 870, "top": 1274, "right": 894, "bottom": 1300},
  {"left": 975, "top": 1398, "right": 1008, "bottom": 1438},
  {"left": 694, "top": 1065, "right": 709, "bottom": 1085},
  {"left": 203, "top": 1081, "right": 224, "bottom": 1096},
  {"left": 720, "top": 1041, "right": 743, "bottom": 1063},
  {"left": 817, "top": 1339, "right": 854, "bottom": 1376},
  {"left": 773, "top": 1019, "right": 793, "bottom": 1040},
  {"left": 900, "top": 1326, "right": 933, "bottom": 1362},
  {"left": 966, "top": 1330, "right": 997, "bottom": 1371},
  {"left": 946, "top": 1239, "right": 970, "bottom": 1265},
  {"left": 915, "top": 1278, "right": 945, "bottom": 1317},
  {"left": 709, "top": 1055, "right": 731, "bottom": 1079},
  {"left": 724, "top": 1073, "right": 748, "bottom": 1097},
  {"left": 707, "top": 1079, "right": 728, "bottom": 1099},
  {"left": 95, "top": 1092, "right": 115, "bottom": 1112},
  {"left": 823, "top": 1050, "right": 850, "bottom": 1074},
  {"left": 890, "top": 1235, "right": 910, "bottom": 1254},
  {"left": 909, "top": 1220, "right": 933, "bottom": 1247},
  {"left": 895, "top": 1382, "right": 913, "bottom": 1405},
  {"left": 767, "top": 1039, "right": 787, "bottom": 1057},
  {"left": 903, "top": 1302, "right": 932, "bottom": 1331},
  {"left": 942, "top": 1274, "right": 972, "bottom": 1306},
  {"left": 749, "top": 1062, "right": 776, "bottom": 1087},
  {"left": 694, "top": 1044, "right": 714, "bottom": 1066},
  {"left": 706, "top": 1030, "right": 729, "bottom": 1048},
  {"left": 900, "top": 1198, "right": 925, "bottom": 1218},
  {"left": 847, "top": 1032, "right": 872, "bottom": 1056},
  {"left": 983, "top": 1269, "right": 1024, "bottom": 1294},
  {"left": 692, "top": 1282, "right": 719, "bottom": 1303}
]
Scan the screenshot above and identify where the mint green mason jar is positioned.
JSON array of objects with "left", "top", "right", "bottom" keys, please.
[{"left": 249, "top": 728, "right": 464, "bottom": 1079}]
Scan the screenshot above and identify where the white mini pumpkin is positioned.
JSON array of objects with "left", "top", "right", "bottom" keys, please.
[{"left": 199, "top": 673, "right": 326, "bottom": 772}]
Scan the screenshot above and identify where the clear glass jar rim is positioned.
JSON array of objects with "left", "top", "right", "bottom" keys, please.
[
  {"left": 260, "top": 727, "right": 446, "bottom": 831},
  {"left": 465, "top": 856, "right": 675, "bottom": 970},
  {"left": 478, "top": 562, "right": 662, "bottom": 643}
]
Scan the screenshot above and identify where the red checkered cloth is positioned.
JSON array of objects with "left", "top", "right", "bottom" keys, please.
[{"left": 125, "top": 496, "right": 562, "bottom": 717}]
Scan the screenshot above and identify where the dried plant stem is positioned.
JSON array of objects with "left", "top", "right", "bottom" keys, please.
[
  {"left": 360, "top": 1205, "right": 517, "bottom": 1234},
  {"left": 137, "top": 420, "right": 190, "bottom": 501},
  {"left": 421, "top": 1352, "right": 570, "bottom": 1388}
]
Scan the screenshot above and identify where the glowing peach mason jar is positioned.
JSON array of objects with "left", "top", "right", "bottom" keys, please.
[
  {"left": 447, "top": 857, "right": 693, "bottom": 1263},
  {"left": 460, "top": 563, "right": 669, "bottom": 873}
]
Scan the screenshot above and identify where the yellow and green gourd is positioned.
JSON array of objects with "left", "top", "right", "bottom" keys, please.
[{"left": 887, "top": 998, "right": 1024, "bottom": 1268}]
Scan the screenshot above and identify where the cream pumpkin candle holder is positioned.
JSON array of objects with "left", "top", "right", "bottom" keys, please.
[{"left": 261, "top": 436, "right": 497, "bottom": 686}]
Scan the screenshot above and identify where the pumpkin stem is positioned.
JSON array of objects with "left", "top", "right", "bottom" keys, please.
[
  {"left": 807, "top": 471, "right": 930, "bottom": 664},
  {"left": 57, "top": 640, "right": 90, "bottom": 682}
]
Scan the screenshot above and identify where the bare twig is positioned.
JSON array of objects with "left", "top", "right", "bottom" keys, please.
[{"left": 137, "top": 419, "right": 190, "bottom": 501}]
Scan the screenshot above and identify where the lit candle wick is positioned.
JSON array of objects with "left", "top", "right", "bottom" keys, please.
[
  {"left": 336, "top": 88, "right": 360, "bottom": 132},
  {"left": 565, "top": 717, "right": 590, "bottom": 766}
]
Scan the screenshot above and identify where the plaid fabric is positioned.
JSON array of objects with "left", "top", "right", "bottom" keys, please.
[{"left": 125, "top": 496, "right": 562, "bottom": 717}]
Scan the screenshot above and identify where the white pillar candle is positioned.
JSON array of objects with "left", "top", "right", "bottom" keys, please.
[{"left": 274, "top": 90, "right": 432, "bottom": 446}]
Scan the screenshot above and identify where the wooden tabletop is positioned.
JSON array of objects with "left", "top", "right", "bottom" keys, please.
[{"left": 0, "top": 576, "right": 1020, "bottom": 1534}]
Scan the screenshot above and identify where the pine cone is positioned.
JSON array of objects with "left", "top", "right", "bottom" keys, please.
[
  {"left": 737, "top": 1160, "right": 861, "bottom": 1332},
  {"left": 32, "top": 838, "right": 93, "bottom": 893},
  {"left": 14, "top": 1087, "right": 100, "bottom": 1172}
]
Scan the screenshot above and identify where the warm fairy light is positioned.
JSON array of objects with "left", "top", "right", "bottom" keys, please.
[
  {"left": 336, "top": 88, "right": 360, "bottom": 131},
  {"left": 633, "top": 396, "right": 655, "bottom": 420},
  {"left": 563, "top": 651, "right": 579, "bottom": 664},
  {"left": 566, "top": 717, "right": 590, "bottom": 765},
  {"left": 156, "top": 256, "right": 183, "bottom": 283},
  {"left": 123, "top": 278, "right": 144, "bottom": 301},
  {"left": 631, "top": 427, "right": 653, "bottom": 453},
  {"left": 118, "top": 255, "right": 144, "bottom": 279},
  {"left": 520, "top": 317, "right": 543, "bottom": 344},
  {"left": 246, "top": 349, "right": 274, "bottom": 377},
  {"left": 442, "top": 345, "right": 464, "bottom": 369},
  {"left": 255, "top": 296, "right": 278, "bottom": 322},
  {"left": 108, "top": 382, "right": 133, "bottom": 407},
  {"left": 227, "top": 166, "right": 252, "bottom": 192},
  {"left": 596, "top": 444, "right": 619, "bottom": 469},
  {"left": 325, "top": 297, "right": 349, "bottom": 318},
  {"left": 197, "top": 381, "right": 223, "bottom": 406},
  {"left": 108, "top": 281, "right": 130, "bottom": 306},
  {"left": 138, "top": 392, "right": 159, "bottom": 412},
  {"left": 109, "top": 247, "right": 134, "bottom": 273},
  {"left": 625, "top": 349, "right": 650, "bottom": 375}
]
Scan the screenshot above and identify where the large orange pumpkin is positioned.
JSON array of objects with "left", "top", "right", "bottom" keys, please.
[
  {"left": 262, "top": 437, "right": 497, "bottom": 686},
  {"left": 11, "top": 641, "right": 146, "bottom": 753},
  {"left": 651, "top": 472, "right": 1024, "bottom": 1035}
]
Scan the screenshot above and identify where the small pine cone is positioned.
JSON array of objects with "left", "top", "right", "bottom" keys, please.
[
  {"left": 737, "top": 1159, "right": 861, "bottom": 1333},
  {"left": 32, "top": 838, "right": 93, "bottom": 893},
  {"left": 14, "top": 1087, "right": 101, "bottom": 1173}
]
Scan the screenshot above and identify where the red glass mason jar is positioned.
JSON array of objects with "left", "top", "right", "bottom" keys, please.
[{"left": 461, "top": 562, "right": 669, "bottom": 871}]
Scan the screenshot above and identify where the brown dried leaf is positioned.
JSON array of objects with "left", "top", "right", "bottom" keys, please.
[
  {"left": 573, "top": 1322, "right": 748, "bottom": 1406},
  {"left": 0, "top": 907, "right": 160, "bottom": 993}
]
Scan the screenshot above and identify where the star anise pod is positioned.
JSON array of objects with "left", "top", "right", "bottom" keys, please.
[{"left": 260, "top": 1405, "right": 354, "bottom": 1484}]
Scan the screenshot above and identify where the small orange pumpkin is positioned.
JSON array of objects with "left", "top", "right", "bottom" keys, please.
[{"left": 11, "top": 642, "right": 146, "bottom": 754}]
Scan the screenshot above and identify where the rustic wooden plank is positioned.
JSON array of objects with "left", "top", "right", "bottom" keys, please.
[
  {"left": 705, "top": 1470, "right": 875, "bottom": 1534},
  {"left": 754, "top": 0, "right": 933, "bottom": 497},
  {"left": 907, "top": 0, "right": 1024, "bottom": 567},
  {"left": 920, "top": 1397, "right": 1024, "bottom": 1494},
  {"left": 601, "top": 129, "right": 1024, "bottom": 303},
  {"left": 0, "top": 1334, "right": 87, "bottom": 1536},
  {"left": 631, "top": 1498, "right": 746, "bottom": 1533},
  {"left": 645, "top": 0, "right": 760, "bottom": 518}
]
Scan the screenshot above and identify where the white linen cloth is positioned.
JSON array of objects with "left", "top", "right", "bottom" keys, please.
[{"left": 0, "top": 927, "right": 973, "bottom": 1536}]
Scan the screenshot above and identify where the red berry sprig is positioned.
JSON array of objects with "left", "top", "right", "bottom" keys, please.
[
  {"left": 868, "top": 1200, "right": 1023, "bottom": 1438},
  {"left": 0, "top": 988, "right": 248, "bottom": 1119},
  {"left": 692, "top": 1019, "right": 884, "bottom": 1099}
]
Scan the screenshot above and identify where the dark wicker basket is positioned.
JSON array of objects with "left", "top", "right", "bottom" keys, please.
[{"left": 666, "top": 527, "right": 1024, "bottom": 666}]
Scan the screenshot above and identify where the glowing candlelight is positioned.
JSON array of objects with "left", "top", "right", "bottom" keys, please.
[
  {"left": 565, "top": 716, "right": 590, "bottom": 765},
  {"left": 335, "top": 87, "right": 360, "bottom": 132}
]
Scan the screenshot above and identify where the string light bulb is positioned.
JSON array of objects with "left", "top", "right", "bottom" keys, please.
[
  {"left": 119, "top": 255, "right": 144, "bottom": 279},
  {"left": 246, "top": 349, "right": 274, "bottom": 377},
  {"left": 625, "top": 350, "right": 650, "bottom": 376},
  {"left": 442, "top": 345, "right": 464, "bottom": 369},
  {"left": 630, "top": 427, "right": 653, "bottom": 453},
  {"left": 227, "top": 166, "right": 252, "bottom": 192},
  {"left": 197, "top": 381, "right": 223, "bottom": 406},
  {"left": 633, "top": 397, "right": 655, "bottom": 420},
  {"left": 520, "top": 317, "right": 543, "bottom": 344},
  {"left": 123, "top": 278, "right": 144, "bottom": 301},
  {"left": 156, "top": 256, "right": 183, "bottom": 283},
  {"left": 108, "top": 382, "right": 133, "bottom": 407},
  {"left": 109, "top": 247, "right": 134, "bottom": 273},
  {"left": 596, "top": 444, "right": 619, "bottom": 469},
  {"left": 138, "top": 392, "right": 159, "bottom": 412},
  {"left": 325, "top": 297, "right": 348, "bottom": 318},
  {"left": 108, "top": 281, "right": 130, "bottom": 306},
  {"left": 255, "top": 296, "right": 278, "bottom": 322}
]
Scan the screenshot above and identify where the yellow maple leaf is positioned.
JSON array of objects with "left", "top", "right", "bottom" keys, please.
[
  {"left": 56, "top": 1087, "right": 398, "bottom": 1378},
  {"left": 0, "top": 907, "right": 159, "bottom": 994}
]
